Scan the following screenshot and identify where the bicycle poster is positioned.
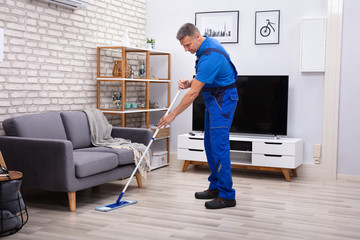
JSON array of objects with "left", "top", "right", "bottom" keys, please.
[{"left": 255, "top": 10, "right": 280, "bottom": 45}]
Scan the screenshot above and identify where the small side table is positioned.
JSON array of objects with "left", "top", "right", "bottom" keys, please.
[
  {"left": 0, "top": 170, "right": 28, "bottom": 237},
  {"left": 0, "top": 171, "right": 23, "bottom": 182}
]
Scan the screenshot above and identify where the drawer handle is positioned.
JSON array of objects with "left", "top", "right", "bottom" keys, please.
[
  {"left": 189, "top": 137, "right": 203, "bottom": 141},
  {"left": 188, "top": 149, "right": 204, "bottom": 152},
  {"left": 264, "top": 142, "right": 282, "bottom": 145},
  {"left": 264, "top": 154, "right": 282, "bottom": 158}
]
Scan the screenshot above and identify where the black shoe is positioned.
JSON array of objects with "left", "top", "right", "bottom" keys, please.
[
  {"left": 205, "top": 197, "right": 236, "bottom": 209},
  {"left": 194, "top": 189, "right": 220, "bottom": 199}
]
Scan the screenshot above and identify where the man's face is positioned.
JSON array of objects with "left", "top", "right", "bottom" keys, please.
[{"left": 180, "top": 34, "right": 201, "bottom": 54}]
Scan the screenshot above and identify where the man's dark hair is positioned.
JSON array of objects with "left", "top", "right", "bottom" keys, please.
[{"left": 176, "top": 23, "right": 200, "bottom": 41}]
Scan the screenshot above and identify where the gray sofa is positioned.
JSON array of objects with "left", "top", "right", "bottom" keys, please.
[{"left": 0, "top": 111, "right": 153, "bottom": 212}]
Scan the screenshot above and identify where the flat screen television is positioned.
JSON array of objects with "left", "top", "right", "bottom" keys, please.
[{"left": 192, "top": 75, "right": 289, "bottom": 136}]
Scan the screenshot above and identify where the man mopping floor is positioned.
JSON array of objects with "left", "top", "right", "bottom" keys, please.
[{"left": 157, "top": 23, "right": 238, "bottom": 209}]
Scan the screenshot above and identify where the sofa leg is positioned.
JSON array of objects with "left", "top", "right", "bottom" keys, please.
[
  {"left": 68, "top": 192, "right": 76, "bottom": 212},
  {"left": 135, "top": 173, "right": 143, "bottom": 188}
]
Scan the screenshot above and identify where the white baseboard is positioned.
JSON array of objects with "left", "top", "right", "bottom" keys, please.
[
  {"left": 170, "top": 153, "right": 360, "bottom": 181},
  {"left": 295, "top": 163, "right": 336, "bottom": 180},
  {"left": 337, "top": 174, "right": 360, "bottom": 181}
]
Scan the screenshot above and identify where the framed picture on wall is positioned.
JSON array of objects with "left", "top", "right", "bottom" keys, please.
[
  {"left": 255, "top": 10, "right": 280, "bottom": 45},
  {"left": 195, "top": 11, "right": 239, "bottom": 44}
]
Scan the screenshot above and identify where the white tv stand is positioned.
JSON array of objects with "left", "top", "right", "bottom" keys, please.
[{"left": 177, "top": 133, "right": 303, "bottom": 182}]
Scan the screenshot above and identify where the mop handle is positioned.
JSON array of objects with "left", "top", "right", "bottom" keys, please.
[
  {"left": 150, "top": 88, "right": 182, "bottom": 140},
  {"left": 116, "top": 89, "right": 182, "bottom": 203}
]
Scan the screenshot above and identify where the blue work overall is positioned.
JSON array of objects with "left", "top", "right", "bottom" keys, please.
[{"left": 196, "top": 48, "right": 238, "bottom": 200}]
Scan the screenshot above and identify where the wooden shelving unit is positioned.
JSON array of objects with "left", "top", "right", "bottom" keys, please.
[{"left": 96, "top": 45, "right": 171, "bottom": 169}]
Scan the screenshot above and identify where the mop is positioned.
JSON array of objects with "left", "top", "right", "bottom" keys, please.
[{"left": 95, "top": 89, "right": 182, "bottom": 212}]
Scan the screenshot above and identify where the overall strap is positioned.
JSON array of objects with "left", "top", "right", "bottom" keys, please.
[
  {"left": 195, "top": 48, "right": 238, "bottom": 78},
  {"left": 198, "top": 48, "right": 231, "bottom": 61}
]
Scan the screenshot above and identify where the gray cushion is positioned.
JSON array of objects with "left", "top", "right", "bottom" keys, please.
[
  {"left": 76, "top": 147, "right": 134, "bottom": 166},
  {"left": 60, "top": 112, "right": 92, "bottom": 149},
  {"left": 2, "top": 112, "right": 67, "bottom": 140},
  {"left": 73, "top": 151, "right": 118, "bottom": 178}
]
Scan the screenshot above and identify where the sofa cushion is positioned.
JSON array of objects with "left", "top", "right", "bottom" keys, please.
[
  {"left": 73, "top": 151, "right": 118, "bottom": 178},
  {"left": 2, "top": 112, "right": 67, "bottom": 140},
  {"left": 60, "top": 112, "right": 92, "bottom": 149},
  {"left": 76, "top": 147, "right": 134, "bottom": 166}
]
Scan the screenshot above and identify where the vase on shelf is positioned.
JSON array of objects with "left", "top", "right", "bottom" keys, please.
[{"left": 139, "top": 60, "right": 146, "bottom": 77}]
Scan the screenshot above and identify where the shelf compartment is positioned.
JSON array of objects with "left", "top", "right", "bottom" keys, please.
[
  {"left": 97, "top": 78, "right": 171, "bottom": 83},
  {"left": 151, "top": 151, "right": 168, "bottom": 170},
  {"left": 97, "top": 46, "right": 171, "bottom": 80},
  {"left": 230, "top": 152, "right": 252, "bottom": 165},
  {"left": 101, "top": 108, "right": 168, "bottom": 114},
  {"left": 230, "top": 140, "right": 252, "bottom": 151}
]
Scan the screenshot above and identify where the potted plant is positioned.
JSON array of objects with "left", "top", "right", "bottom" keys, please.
[{"left": 146, "top": 37, "right": 155, "bottom": 49}]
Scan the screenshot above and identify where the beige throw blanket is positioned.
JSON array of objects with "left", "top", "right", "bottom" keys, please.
[{"left": 83, "top": 109, "right": 151, "bottom": 177}]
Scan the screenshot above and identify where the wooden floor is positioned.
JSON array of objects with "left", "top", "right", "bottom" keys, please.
[{"left": 7, "top": 159, "right": 360, "bottom": 240}]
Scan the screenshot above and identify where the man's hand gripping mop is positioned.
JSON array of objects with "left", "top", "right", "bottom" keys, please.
[{"left": 95, "top": 89, "right": 182, "bottom": 212}]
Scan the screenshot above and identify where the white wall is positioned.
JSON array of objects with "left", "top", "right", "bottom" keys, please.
[
  {"left": 338, "top": 0, "right": 360, "bottom": 176},
  {"left": 147, "top": 0, "right": 327, "bottom": 165},
  {"left": 146, "top": 0, "right": 326, "bottom": 163}
]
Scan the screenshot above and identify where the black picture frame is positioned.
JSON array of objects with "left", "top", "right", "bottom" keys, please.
[
  {"left": 195, "top": 11, "right": 239, "bottom": 44},
  {"left": 255, "top": 10, "right": 280, "bottom": 45}
]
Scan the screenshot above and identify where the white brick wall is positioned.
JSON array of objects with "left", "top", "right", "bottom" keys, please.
[{"left": 0, "top": 0, "right": 147, "bottom": 133}]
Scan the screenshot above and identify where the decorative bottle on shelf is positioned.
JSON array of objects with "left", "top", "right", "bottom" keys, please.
[
  {"left": 112, "top": 92, "right": 121, "bottom": 109},
  {"left": 139, "top": 60, "right": 146, "bottom": 77}
]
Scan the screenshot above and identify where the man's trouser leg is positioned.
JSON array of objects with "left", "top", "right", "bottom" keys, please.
[{"left": 203, "top": 87, "right": 238, "bottom": 200}]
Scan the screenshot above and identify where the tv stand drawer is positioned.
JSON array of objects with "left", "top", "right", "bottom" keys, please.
[
  {"left": 178, "top": 148, "right": 206, "bottom": 161},
  {"left": 252, "top": 154, "right": 297, "bottom": 168},
  {"left": 253, "top": 141, "right": 296, "bottom": 155},
  {"left": 178, "top": 135, "right": 204, "bottom": 149}
]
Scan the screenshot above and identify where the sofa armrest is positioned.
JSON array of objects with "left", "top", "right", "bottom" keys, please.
[
  {"left": 111, "top": 127, "right": 153, "bottom": 145},
  {"left": 0, "top": 136, "right": 75, "bottom": 192}
]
